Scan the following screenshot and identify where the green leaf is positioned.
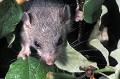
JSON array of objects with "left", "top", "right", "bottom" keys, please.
[
  {"left": 116, "top": 0, "right": 120, "bottom": 13},
  {"left": 83, "top": 0, "right": 104, "bottom": 23},
  {"left": 108, "top": 40, "right": 120, "bottom": 79},
  {"left": 99, "top": 5, "right": 108, "bottom": 30},
  {"left": 0, "top": 0, "right": 3, "bottom": 3},
  {"left": 110, "top": 39, "right": 120, "bottom": 66},
  {"left": 95, "top": 66, "right": 115, "bottom": 73},
  {"left": 55, "top": 42, "right": 98, "bottom": 73},
  {"left": 117, "top": 40, "right": 120, "bottom": 49},
  {"left": 101, "top": 5, "right": 108, "bottom": 18},
  {"left": 108, "top": 65, "right": 120, "bottom": 79},
  {"left": 97, "top": 66, "right": 119, "bottom": 79},
  {"left": 6, "top": 33, "right": 15, "bottom": 48},
  {"left": 99, "top": 76, "right": 108, "bottom": 79},
  {"left": 90, "top": 39, "right": 109, "bottom": 66},
  {"left": 0, "top": 0, "right": 22, "bottom": 38},
  {"left": 110, "top": 49, "right": 120, "bottom": 65},
  {"left": 5, "top": 57, "right": 54, "bottom": 79}
]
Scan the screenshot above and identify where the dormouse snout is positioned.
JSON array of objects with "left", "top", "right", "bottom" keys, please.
[{"left": 38, "top": 52, "right": 57, "bottom": 65}]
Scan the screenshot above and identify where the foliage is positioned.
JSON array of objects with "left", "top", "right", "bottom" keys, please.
[
  {"left": 5, "top": 57, "right": 54, "bottom": 79},
  {"left": 0, "top": 0, "right": 22, "bottom": 39},
  {"left": 91, "top": 39, "right": 120, "bottom": 79},
  {"left": 83, "top": 0, "right": 104, "bottom": 23}
]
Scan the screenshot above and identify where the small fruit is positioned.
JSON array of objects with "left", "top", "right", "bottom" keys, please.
[{"left": 16, "top": 0, "right": 29, "bottom": 5}]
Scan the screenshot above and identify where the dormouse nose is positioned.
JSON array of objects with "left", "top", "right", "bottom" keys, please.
[{"left": 42, "top": 53, "right": 57, "bottom": 65}]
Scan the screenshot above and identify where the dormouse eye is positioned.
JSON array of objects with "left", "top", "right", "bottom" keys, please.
[
  {"left": 34, "top": 41, "right": 41, "bottom": 48},
  {"left": 56, "top": 36, "right": 63, "bottom": 46}
]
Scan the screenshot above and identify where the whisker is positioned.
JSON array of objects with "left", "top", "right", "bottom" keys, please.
[
  {"left": 71, "top": 27, "right": 93, "bottom": 45},
  {"left": 69, "top": 26, "right": 79, "bottom": 33},
  {"left": 11, "top": 48, "right": 19, "bottom": 54},
  {"left": 86, "top": 55, "right": 105, "bottom": 60},
  {"left": 71, "top": 39, "right": 88, "bottom": 48},
  {"left": 78, "top": 49, "right": 95, "bottom": 52}
]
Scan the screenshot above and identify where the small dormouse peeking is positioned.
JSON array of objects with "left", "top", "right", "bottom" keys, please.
[{"left": 18, "top": 0, "right": 75, "bottom": 65}]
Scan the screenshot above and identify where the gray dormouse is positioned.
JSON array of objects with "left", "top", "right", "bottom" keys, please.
[{"left": 18, "top": 0, "right": 76, "bottom": 65}]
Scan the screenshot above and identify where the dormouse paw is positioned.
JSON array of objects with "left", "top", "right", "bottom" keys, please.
[
  {"left": 17, "top": 44, "right": 31, "bottom": 60},
  {"left": 17, "top": 51, "right": 31, "bottom": 60}
]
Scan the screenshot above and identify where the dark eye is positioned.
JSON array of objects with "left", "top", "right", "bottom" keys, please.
[
  {"left": 56, "top": 36, "right": 63, "bottom": 46},
  {"left": 34, "top": 41, "right": 41, "bottom": 48}
]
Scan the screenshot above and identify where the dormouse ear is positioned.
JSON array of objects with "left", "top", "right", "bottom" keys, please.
[
  {"left": 59, "top": 5, "right": 71, "bottom": 23},
  {"left": 22, "top": 12, "right": 31, "bottom": 28},
  {"left": 74, "top": 0, "right": 84, "bottom": 22},
  {"left": 63, "top": 5, "right": 71, "bottom": 20}
]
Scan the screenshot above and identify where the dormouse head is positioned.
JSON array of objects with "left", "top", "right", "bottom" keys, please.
[{"left": 22, "top": 3, "right": 74, "bottom": 65}]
